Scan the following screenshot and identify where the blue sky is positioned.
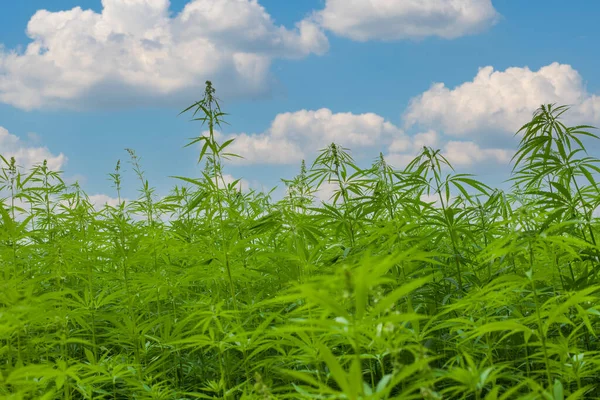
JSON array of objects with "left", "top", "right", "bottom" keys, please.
[{"left": 1, "top": 0, "right": 599, "bottom": 204}]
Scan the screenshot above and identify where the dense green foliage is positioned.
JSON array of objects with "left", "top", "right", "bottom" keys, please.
[{"left": 2, "top": 83, "right": 600, "bottom": 399}]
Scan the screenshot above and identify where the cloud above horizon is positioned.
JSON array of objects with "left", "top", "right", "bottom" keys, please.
[
  {"left": 404, "top": 62, "right": 600, "bottom": 138},
  {"left": 214, "top": 108, "right": 512, "bottom": 169},
  {"left": 0, "top": 0, "right": 328, "bottom": 110},
  {"left": 221, "top": 108, "right": 405, "bottom": 165},
  {"left": 0, "top": 126, "right": 66, "bottom": 171},
  {"left": 385, "top": 129, "right": 511, "bottom": 168},
  {"left": 313, "top": 0, "right": 499, "bottom": 42}
]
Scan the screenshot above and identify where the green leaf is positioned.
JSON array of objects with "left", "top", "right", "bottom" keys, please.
[{"left": 553, "top": 379, "right": 564, "bottom": 400}]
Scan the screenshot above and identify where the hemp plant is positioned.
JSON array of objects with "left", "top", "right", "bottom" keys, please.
[
  {"left": 310, "top": 143, "right": 368, "bottom": 249},
  {"left": 2, "top": 103, "right": 600, "bottom": 399},
  {"left": 404, "top": 146, "right": 490, "bottom": 293},
  {"left": 175, "top": 83, "right": 253, "bottom": 395}
]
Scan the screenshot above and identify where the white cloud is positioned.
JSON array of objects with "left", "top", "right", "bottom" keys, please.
[
  {"left": 443, "top": 141, "right": 511, "bottom": 166},
  {"left": 88, "top": 193, "right": 123, "bottom": 209},
  {"left": 389, "top": 129, "right": 438, "bottom": 153},
  {"left": 0, "top": 0, "right": 328, "bottom": 110},
  {"left": 314, "top": 181, "right": 337, "bottom": 203},
  {"left": 221, "top": 109, "right": 511, "bottom": 169},
  {"left": 421, "top": 193, "right": 440, "bottom": 205},
  {"left": 0, "top": 126, "right": 66, "bottom": 171},
  {"left": 313, "top": 0, "right": 499, "bottom": 42},
  {"left": 385, "top": 129, "right": 510, "bottom": 168},
  {"left": 224, "top": 133, "right": 304, "bottom": 165},
  {"left": 386, "top": 130, "right": 439, "bottom": 167},
  {"left": 219, "top": 173, "right": 250, "bottom": 192},
  {"left": 223, "top": 108, "right": 406, "bottom": 164},
  {"left": 404, "top": 62, "right": 600, "bottom": 137},
  {"left": 385, "top": 152, "right": 418, "bottom": 168}
]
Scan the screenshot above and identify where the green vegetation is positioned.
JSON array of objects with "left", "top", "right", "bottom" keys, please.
[{"left": 2, "top": 82, "right": 600, "bottom": 399}]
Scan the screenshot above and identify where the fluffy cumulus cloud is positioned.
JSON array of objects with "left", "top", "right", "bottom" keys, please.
[
  {"left": 220, "top": 108, "right": 510, "bottom": 169},
  {"left": 385, "top": 129, "right": 511, "bottom": 168},
  {"left": 0, "top": 126, "right": 66, "bottom": 171},
  {"left": 442, "top": 140, "right": 511, "bottom": 166},
  {"left": 404, "top": 62, "right": 600, "bottom": 137},
  {"left": 388, "top": 129, "right": 439, "bottom": 153},
  {"left": 312, "top": 0, "right": 499, "bottom": 41},
  {"left": 222, "top": 108, "right": 406, "bottom": 164},
  {"left": 0, "top": 0, "right": 329, "bottom": 110},
  {"left": 87, "top": 194, "right": 124, "bottom": 209},
  {"left": 386, "top": 130, "right": 439, "bottom": 167}
]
